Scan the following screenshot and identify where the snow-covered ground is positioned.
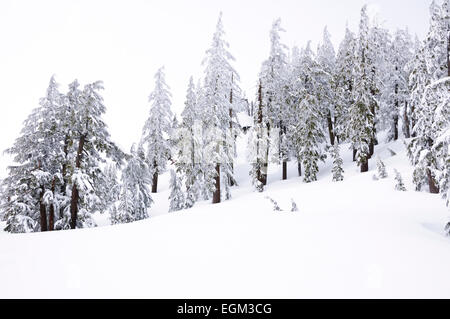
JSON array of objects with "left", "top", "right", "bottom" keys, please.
[{"left": 0, "top": 134, "right": 449, "bottom": 298}]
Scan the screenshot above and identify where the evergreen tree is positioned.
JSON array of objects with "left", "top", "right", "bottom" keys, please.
[
  {"left": 168, "top": 170, "right": 185, "bottom": 212},
  {"left": 335, "top": 25, "right": 357, "bottom": 144},
  {"left": 394, "top": 169, "right": 407, "bottom": 191},
  {"left": 376, "top": 158, "right": 388, "bottom": 179},
  {"left": 407, "top": 0, "right": 448, "bottom": 194},
  {"left": 348, "top": 5, "right": 374, "bottom": 173},
  {"left": 62, "top": 80, "right": 124, "bottom": 230},
  {"left": 331, "top": 144, "right": 344, "bottom": 182},
  {"left": 141, "top": 67, "right": 173, "bottom": 193},
  {"left": 178, "top": 77, "right": 203, "bottom": 208},
  {"left": 112, "top": 145, "right": 152, "bottom": 224},
  {"left": 201, "top": 13, "right": 238, "bottom": 203},
  {"left": 2, "top": 76, "right": 66, "bottom": 232},
  {"left": 317, "top": 26, "right": 337, "bottom": 146},
  {"left": 260, "top": 18, "right": 290, "bottom": 181},
  {"left": 382, "top": 28, "right": 413, "bottom": 141}
]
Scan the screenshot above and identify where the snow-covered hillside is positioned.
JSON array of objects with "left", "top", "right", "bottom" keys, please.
[{"left": 1, "top": 134, "right": 449, "bottom": 299}]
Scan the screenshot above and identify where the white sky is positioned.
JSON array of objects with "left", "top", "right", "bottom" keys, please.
[{"left": 0, "top": 0, "right": 431, "bottom": 173}]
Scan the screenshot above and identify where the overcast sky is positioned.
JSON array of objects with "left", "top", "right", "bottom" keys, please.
[{"left": 0, "top": 0, "right": 431, "bottom": 173}]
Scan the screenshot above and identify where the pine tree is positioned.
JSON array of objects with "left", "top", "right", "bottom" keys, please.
[
  {"left": 348, "top": 5, "right": 374, "bottom": 173},
  {"left": 291, "top": 42, "right": 326, "bottom": 183},
  {"left": 63, "top": 80, "right": 124, "bottom": 230},
  {"left": 382, "top": 28, "right": 414, "bottom": 141},
  {"left": 376, "top": 158, "right": 388, "bottom": 179},
  {"left": 394, "top": 169, "right": 407, "bottom": 191},
  {"left": 168, "top": 170, "right": 185, "bottom": 212},
  {"left": 201, "top": 13, "right": 238, "bottom": 204},
  {"left": 260, "top": 18, "right": 290, "bottom": 181},
  {"left": 335, "top": 25, "right": 357, "bottom": 144},
  {"left": 141, "top": 67, "right": 173, "bottom": 193},
  {"left": 407, "top": 0, "right": 448, "bottom": 194},
  {"left": 1, "top": 76, "right": 66, "bottom": 232},
  {"left": 317, "top": 26, "right": 337, "bottom": 146},
  {"left": 112, "top": 145, "right": 152, "bottom": 224},
  {"left": 331, "top": 144, "right": 344, "bottom": 182},
  {"left": 177, "top": 77, "right": 203, "bottom": 208}
]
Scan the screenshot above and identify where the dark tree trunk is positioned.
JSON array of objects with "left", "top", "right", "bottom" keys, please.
[
  {"left": 353, "top": 149, "right": 357, "bottom": 162},
  {"left": 152, "top": 171, "right": 158, "bottom": 193},
  {"left": 393, "top": 115, "right": 399, "bottom": 141},
  {"left": 40, "top": 186, "right": 47, "bottom": 232},
  {"left": 60, "top": 134, "right": 70, "bottom": 219},
  {"left": 297, "top": 162, "right": 302, "bottom": 177},
  {"left": 70, "top": 133, "right": 86, "bottom": 230},
  {"left": 369, "top": 142, "right": 374, "bottom": 158},
  {"left": 229, "top": 78, "right": 235, "bottom": 187},
  {"left": 361, "top": 158, "right": 369, "bottom": 173},
  {"left": 411, "top": 104, "right": 417, "bottom": 138},
  {"left": 256, "top": 81, "right": 266, "bottom": 187},
  {"left": 404, "top": 101, "right": 410, "bottom": 139},
  {"left": 282, "top": 161, "right": 287, "bottom": 180},
  {"left": 427, "top": 169, "right": 440, "bottom": 194},
  {"left": 48, "top": 178, "right": 55, "bottom": 231},
  {"left": 212, "top": 164, "right": 221, "bottom": 204},
  {"left": 327, "top": 110, "right": 335, "bottom": 146}
]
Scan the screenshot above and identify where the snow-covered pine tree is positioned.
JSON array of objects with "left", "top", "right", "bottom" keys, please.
[
  {"left": 335, "top": 24, "right": 357, "bottom": 145},
  {"left": 368, "top": 22, "right": 391, "bottom": 153},
  {"left": 201, "top": 13, "right": 238, "bottom": 204},
  {"left": 292, "top": 42, "right": 327, "bottom": 183},
  {"left": 376, "top": 158, "right": 388, "bottom": 179},
  {"left": 112, "top": 144, "right": 152, "bottom": 224},
  {"left": 407, "top": 0, "right": 448, "bottom": 195},
  {"left": 97, "top": 163, "right": 120, "bottom": 215},
  {"left": 168, "top": 170, "right": 185, "bottom": 212},
  {"left": 177, "top": 76, "right": 203, "bottom": 208},
  {"left": 1, "top": 76, "right": 66, "bottom": 232},
  {"left": 348, "top": 5, "right": 374, "bottom": 173},
  {"left": 61, "top": 80, "right": 124, "bottom": 230},
  {"left": 141, "top": 67, "right": 173, "bottom": 194},
  {"left": 317, "top": 26, "right": 337, "bottom": 146},
  {"left": 382, "top": 28, "right": 414, "bottom": 141},
  {"left": 331, "top": 143, "right": 344, "bottom": 182},
  {"left": 260, "top": 18, "right": 291, "bottom": 181},
  {"left": 394, "top": 169, "right": 407, "bottom": 191}
]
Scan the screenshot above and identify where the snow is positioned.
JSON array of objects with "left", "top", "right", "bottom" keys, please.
[{"left": 0, "top": 133, "right": 449, "bottom": 298}]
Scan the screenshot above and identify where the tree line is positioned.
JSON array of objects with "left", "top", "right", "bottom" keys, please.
[{"left": 0, "top": 1, "right": 448, "bottom": 233}]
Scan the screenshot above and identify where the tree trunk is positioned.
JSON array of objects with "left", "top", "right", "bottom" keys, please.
[
  {"left": 393, "top": 115, "right": 399, "bottom": 141},
  {"left": 353, "top": 148, "right": 357, "bottom": 162},
  {"left": 361, "top": 158, "right": 369, "bottom": 173},
  {"left": 327, "top": 110, "right": 335, "bottom": 146},
  {"left": 60, "top": 134, "right": 70, "bottom": 220},
  {"left": 152, "top": 171, "right": 158, "bottom": 193},
  {"left": 256, "top": 81, "right": 265, "bottom": 187},
  {"left": 411, "top": 104, "right": 417, "bottom": 138},
  {"left": 282, "top": 161, "right": 287, "bottom": 180},
  {"left": 369, "top": 142, "right": 374, "bottom": 158},
  {"left": 40, "top": 186, "right": 48, "bottom": 232},
  {"left": 427, "top": 169, "right": 440, "bottom": 194},
  {"left": 48, "top": 178, "right": 55, "bottom": 231},
  {"left": 403, "top": 101, "right": 410, "bottom": 139},
  {"left": 212, "top": 164, "right": 221, "bottom": 204},
  {"left": 70, "top": 133, "right": 86, "bottom": 230},
  {"left": 297, "top": 162, "right": 302, "bottom": 177}
]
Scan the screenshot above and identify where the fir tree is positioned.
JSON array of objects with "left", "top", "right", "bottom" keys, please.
[
  {"left": 201, "top": 13, "right": 238, "bottom": 203},
  {"left": 394, "top": 169, "right": 407, "bottom": 191},
  {"left": 112, "top": 145, "right": 152, "bottom": 224},
  {"left": 168, "top": 170, "right": 185, "bottom": 212},
  {"left": 331, "top": 144, "right": 344, "bottom": 182},
  {"left": 376, "top": 158, "right": 388, "bottom": 179},
  {"left": 141, "top": 67, "right": 173, "bottom": 193}
]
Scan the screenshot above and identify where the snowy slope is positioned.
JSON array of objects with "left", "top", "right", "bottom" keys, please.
[{"left": 0, "top": 134, "right": 449, "bottom": 298}]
